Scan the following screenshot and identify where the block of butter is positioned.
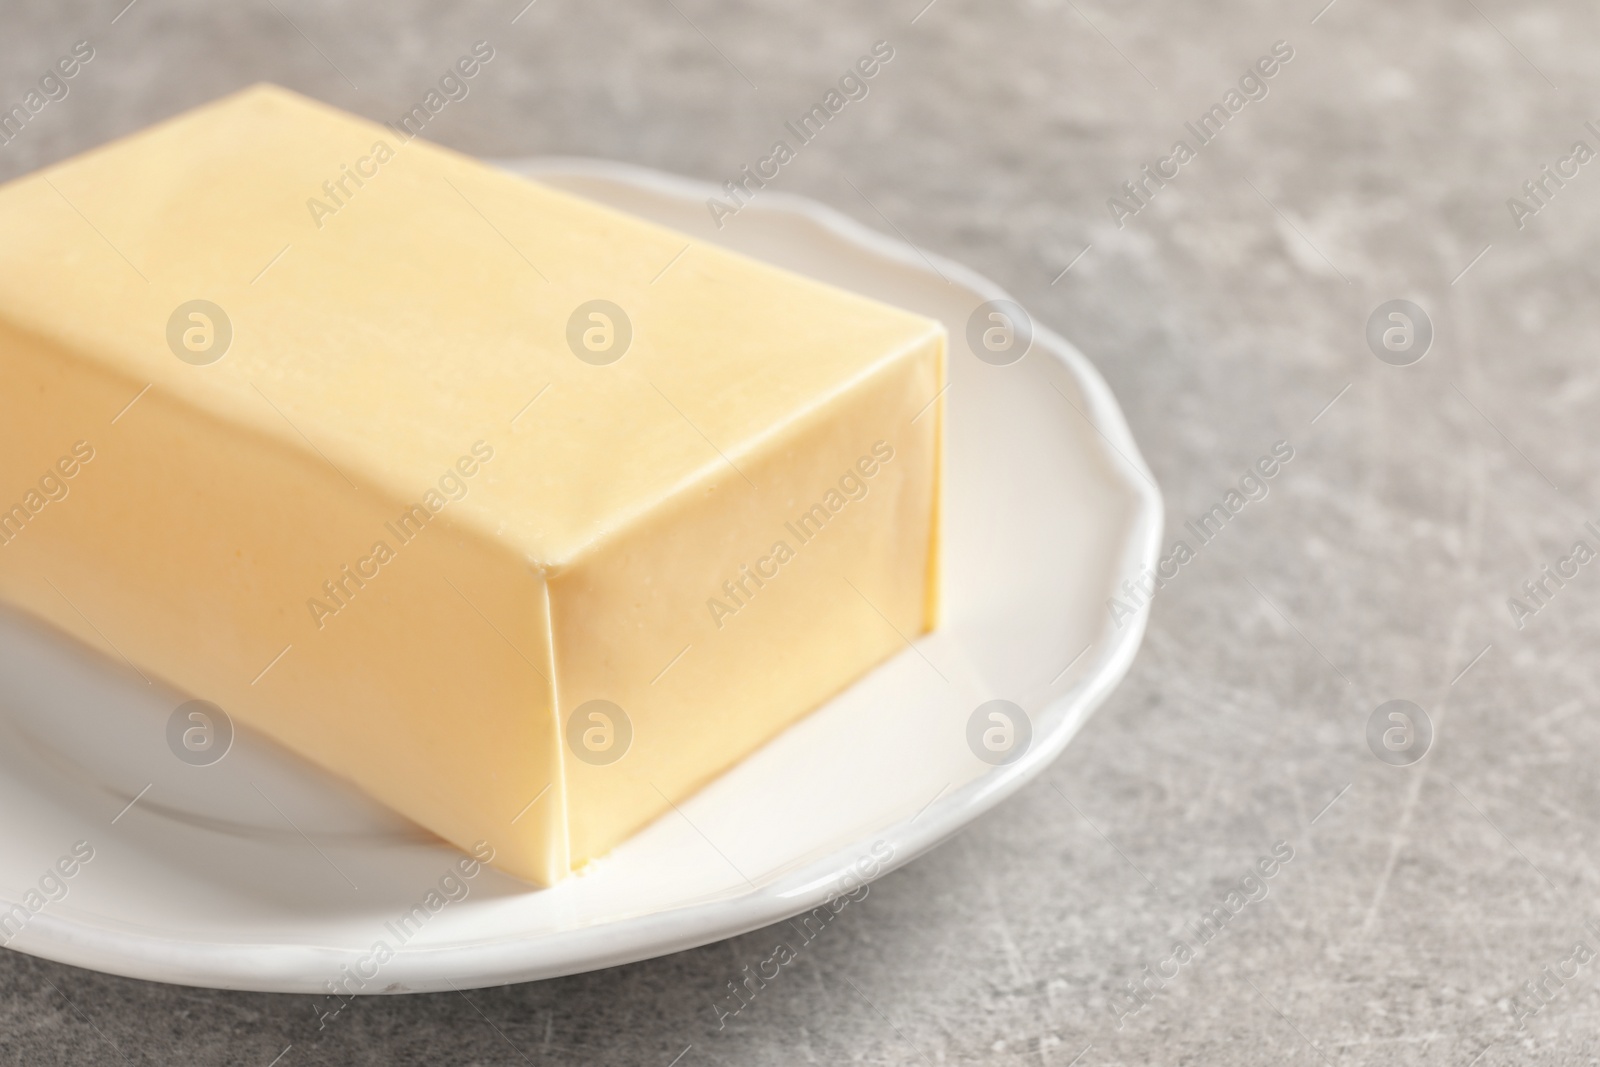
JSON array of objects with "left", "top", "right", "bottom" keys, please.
[{"left": 0, "top": 86, "right": 943, "bottom": 885}]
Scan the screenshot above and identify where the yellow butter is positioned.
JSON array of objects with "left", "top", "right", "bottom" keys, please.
[{"left": 0, "top": 85, "right": 943, "bottom": 885}]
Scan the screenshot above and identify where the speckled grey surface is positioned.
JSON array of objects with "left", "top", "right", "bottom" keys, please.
[{"left": 4, "top": 0, "right": 1600, "bottom": 1063}]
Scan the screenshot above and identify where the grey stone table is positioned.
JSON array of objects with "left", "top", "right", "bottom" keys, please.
[{"left": 3, "top": 0, "right": 1598, "bottom": 1063}]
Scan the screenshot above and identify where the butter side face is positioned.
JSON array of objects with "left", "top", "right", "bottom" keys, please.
[
  {"left": 556, "top": 349, "right": 941, "bottom": 862},
  {"left": 0, "top": 85, "right": 944, "bottom": 884}
]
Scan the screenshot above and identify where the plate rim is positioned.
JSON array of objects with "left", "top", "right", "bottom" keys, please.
[{"left": 9, "top": 156, "right": 1164, "bottom": 993}]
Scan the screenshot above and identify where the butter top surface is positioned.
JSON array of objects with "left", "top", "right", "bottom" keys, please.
[{"left": 0, "top": 84, "right": 942, "bottom": 566}]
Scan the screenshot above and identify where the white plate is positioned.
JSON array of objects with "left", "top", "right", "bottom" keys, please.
[{"left": 0, "top": 159, "right": 1162, "bottom": 993}]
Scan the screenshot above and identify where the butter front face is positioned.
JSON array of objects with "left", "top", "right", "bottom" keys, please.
[{"left": 0, "top": 85, "right": 943, "bottom": 885}]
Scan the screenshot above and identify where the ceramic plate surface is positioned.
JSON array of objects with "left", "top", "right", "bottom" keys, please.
[{"left": 0, "top": 158, "right": 1161, "bottom": 993}]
